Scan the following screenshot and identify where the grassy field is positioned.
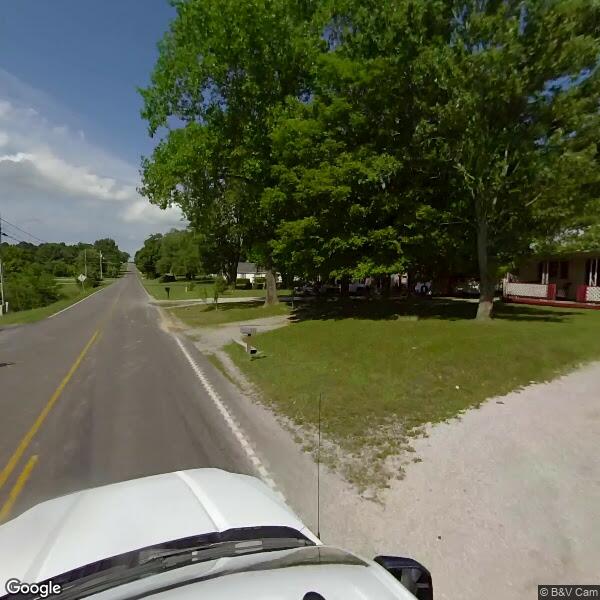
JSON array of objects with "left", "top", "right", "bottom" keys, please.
[
  {"left": 224, "top": 298, "right": 600, "bottom": 488},
  {"left": 0, "top": 279, "right": 114, "bottom": 326},
  {"left": 170, "top": 301, "right": 290, "bottom": 327},
  {"left": 141, "top": 277, "right": 292, "bottom": 301}
]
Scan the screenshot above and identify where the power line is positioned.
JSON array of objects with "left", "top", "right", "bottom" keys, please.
[
  {"left": 1, "top": 231, "right": 28, "bottom": 244},
  {"left": 0, "top": 217, "right": 48, "bottom": 244}
]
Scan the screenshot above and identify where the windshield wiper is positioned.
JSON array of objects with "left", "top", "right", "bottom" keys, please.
[
  {"left": 34, "top": 537, "right": 312, "bottom": 600},
  {"left": 138, "top": 536, "right": 310, "bottom": 564}
]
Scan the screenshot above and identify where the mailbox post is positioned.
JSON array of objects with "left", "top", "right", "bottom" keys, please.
[
  {"left": 240, "top": 326, "right": 258, "bottom": 355},
  {"left": 164, "top": 286, "right": 171, "bottom": 299}
]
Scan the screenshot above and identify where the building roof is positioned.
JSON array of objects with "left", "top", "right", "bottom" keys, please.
[
  {"left": 529, "top": 249, "right": 600, "bottom": 260},
  {"left": 237, "top": 262, "right": 262, "bottom": 274}
]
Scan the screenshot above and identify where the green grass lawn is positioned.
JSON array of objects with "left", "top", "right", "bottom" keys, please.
[
  {"left": 224, "top": 298, "right": 600, "bottom": 488},
  {"left": 170, "top": 301, "right": 290, "bottom": 327},
  {"left": 0, "top": 280, "right": 112, "bottom": 326},
  {"left": 141, "top": 277, "right": 292, "bottom": 301}
]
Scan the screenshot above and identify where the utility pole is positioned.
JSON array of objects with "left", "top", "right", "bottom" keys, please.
[
  {"left": 99, "top": 251, "right": 103, "bottom": 280},
  {"left": 84, "top": 249, "right": 87, "bottom": 278}
]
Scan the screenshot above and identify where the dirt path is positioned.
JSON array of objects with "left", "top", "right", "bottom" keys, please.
[{"left": 187, "top": 314, "right": 291, "bottom": 354}]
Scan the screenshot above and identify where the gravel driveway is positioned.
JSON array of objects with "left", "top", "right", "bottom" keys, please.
[{"left": 304, "top": 361, "right": 600, "bottom": 600}]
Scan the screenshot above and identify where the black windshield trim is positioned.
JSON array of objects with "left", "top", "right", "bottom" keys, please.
[{"left": 1, "top": 526, "right": 313, "bottom": 600}]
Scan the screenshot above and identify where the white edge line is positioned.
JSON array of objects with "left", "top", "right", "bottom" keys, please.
[
  {"left": 173, "top": 334, "right": 286, "bottom": 503},
  {"left": 47, "top": 284, "right": 110, "bottom": 319}
]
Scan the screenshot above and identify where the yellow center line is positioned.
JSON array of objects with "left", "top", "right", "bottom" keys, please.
[
  {"left": 0, "top": 455, "right": 39, "bottom": 523},
  {"left": 0, "top": 330, "right": 100, "bottom": 492},
  {"left": 0, "top": 280, "right": 122, "bottom": 509}
]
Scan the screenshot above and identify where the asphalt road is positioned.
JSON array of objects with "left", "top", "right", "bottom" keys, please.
[{"left": 0, "top": 265, "right": 252, "bottom": 520}]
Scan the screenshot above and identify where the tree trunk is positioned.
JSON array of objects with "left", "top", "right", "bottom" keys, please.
[
  {"left": 264, "top": 268, "right": 279, "bottom": 306},
  {"left": 476, "top": 211, "right": 494, "bottom": 320},
  {"left": 340, "top": 274, "right": 350, "bottom": 298},
  {"left": 382, "top": 274, "right": 391, "bottom": 297},
  {"left": 406, "top": 269, "right": 415, "bottom": 297},
  {"left": 224, "top": 258, "right": 238, "bottom": 287}
]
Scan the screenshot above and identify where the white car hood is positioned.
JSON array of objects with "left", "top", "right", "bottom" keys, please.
[{"left": 0, "top": 469, "right": 317, "bottom": 587}]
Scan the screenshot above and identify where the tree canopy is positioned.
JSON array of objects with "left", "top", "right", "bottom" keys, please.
[
  {"left": 1, "top": 238, "right": 128, "bottom": 312},
  {"left": 140, "top": 0, "right": 600, "bottom": 318}
]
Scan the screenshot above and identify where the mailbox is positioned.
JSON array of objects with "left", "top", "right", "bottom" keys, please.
[{"left": 240, "top": 326, "right": 258, "bottom": 355}]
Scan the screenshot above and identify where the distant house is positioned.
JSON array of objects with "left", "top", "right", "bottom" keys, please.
[
  {"left": 236, "top": 262, "right": 265, "bottom": 283},
  {"left": 504, "top": 250, "right": 600, "bottom": 307}
]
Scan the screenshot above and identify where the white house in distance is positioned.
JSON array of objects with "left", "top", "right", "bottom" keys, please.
[{"left": 236, "top": 262, "right": 265, "bottom": 283}]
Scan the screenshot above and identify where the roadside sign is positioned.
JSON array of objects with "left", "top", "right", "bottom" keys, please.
[{"left": 77, "top": 274, "right": 87, "bottom": 283}]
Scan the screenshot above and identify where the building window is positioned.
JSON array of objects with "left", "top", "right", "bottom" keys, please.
[
  {"left": 560, "top": 261, "right": 569, "bottom": 279},
  {"left": 549, "top": 261, "right": 558, "bottom": 278}
]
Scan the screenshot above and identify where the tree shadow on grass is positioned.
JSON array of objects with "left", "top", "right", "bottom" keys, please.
[
  {"left": 194, "top": 301, "right": 263, "bottom": 313},
  {"left": 289, "top": 297, "right": 579, "bottom": 323},
  {"left": 493, "top": 303, "right": 580, "bottom": 323}
]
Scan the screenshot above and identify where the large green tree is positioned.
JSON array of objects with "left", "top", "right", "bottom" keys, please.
[
  {"left": 140, "top": 0, "right": 319, "bottom": 304},
  {"left": 270, "top": 0, "right": 599, "bottom": 316},
  {"left": 94, "top": 238, "right": 129, "bottom": 278},
  {"left": 135, "top": 233, "right": 164, "bottom": 278},
  {"left": 408, "top": 0, "right": 600, "bottom": 318}
]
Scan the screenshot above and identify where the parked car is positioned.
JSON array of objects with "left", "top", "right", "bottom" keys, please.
[
  {"left": 0, "top": 470, "right": 433, "bottom": 599},
  {"left": 452, "top": 279, "right": 480, "bottom": 297},
  {"left": 293, "top": 283, "right": 318, "bottom": 296},
  {"left": 349, "top": 281, "right": 367, "bottom": 294},
  {"left": 294, "top": 282, "right": 340, "bottom": 296},
  {"left": 414, "top": 281, "right": 432, "bottom": 296}
]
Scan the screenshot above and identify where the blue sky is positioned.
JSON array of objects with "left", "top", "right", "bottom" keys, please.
[{"left": 0, "top": 0, "right": 183, "bottom": 255}]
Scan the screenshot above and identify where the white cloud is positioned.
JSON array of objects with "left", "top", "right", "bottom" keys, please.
[
  {"left": 0, "top": 100, "right": 12, "bottom": 118},
  {"left": 0, "top": 150, "right": 137, "bottom": 202},
  {"left": 0, "top": 68, "right": 184, "bottom": 254},
  {"left": 52, "top": 125, "right": 69, "bottom": 135}
]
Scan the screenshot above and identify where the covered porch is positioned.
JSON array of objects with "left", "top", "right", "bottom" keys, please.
[{"left": 504, "top": 251, "right": 600, "bottom": 308}]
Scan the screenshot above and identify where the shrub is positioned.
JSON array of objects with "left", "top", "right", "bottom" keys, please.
[
  {"left": 159, "top": 273, "right": 177, "bottom": 283},
  {"left": 213, "top": 275, "right": 228, "bottom": 308},
  {"left": 236, "top": 278, "right": 252, "bottom": 289},
  {"left": 6, "top": 267, "right": 60, "bottom": 311}
]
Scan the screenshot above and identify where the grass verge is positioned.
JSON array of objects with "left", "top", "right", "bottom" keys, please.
[
  {"left": 224, "top": 298, "right": 600, "bottom": 490},
  {"left": 141, "top": 277, "right": 292, "bottom": 301},
  {"left": 0, "top": 280, "right": 112, "bottom": 326},
  {"left": 170, "top": 301, "right": 290, "bottom": 327}
]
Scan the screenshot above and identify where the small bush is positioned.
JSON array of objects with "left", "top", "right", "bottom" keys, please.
[
  {"left": 159, "top": 273, "right": 177, "bottom": 283},
  {"left": 213, "top": 275, "right": 228, "bottom": 308},
  {"left": 253, "top": 276, "right": 266, "bottom": 289},
  {"left": 236, "top": 278, "right": 252, "bottom": 289},
  {"left": 188, "top": 282, "right": 196, "bottom": 291}
]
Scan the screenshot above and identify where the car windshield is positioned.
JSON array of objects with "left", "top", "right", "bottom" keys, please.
[
  {"left": 1, "top": 3, "right": 599, "bottom": 600},
  {"left": 12, "top": 529, "right": 314, "bottom": 600}
]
